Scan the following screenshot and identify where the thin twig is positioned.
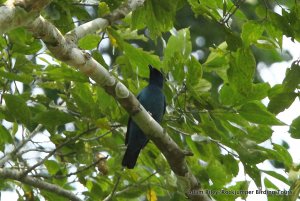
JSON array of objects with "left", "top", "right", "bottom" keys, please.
[
  {"left": 57, "top": 156, "right": 108, "bottom": 178},
  {"left": 32, "top": 156, "right": 108, "bottom": 179},
  {"left": 103, "top": 174, "right": 122, "bottom": 201},
  {"left": 17, "top": 148, "right": 52, "bottom": 156},
  {"left": 114, "top": 171, "right": 158, "bottom": 196},
  {"left": 209, "top": 138, "right": 239, "bottom": 158},
  {"left": 220, "top": 0, "right": 246, "bottom": 25},
  {"left": 20, "top": 127, "right": 97, "bottom": 177},
  {"left": 167, "top": 125, "right": 190, "bottom": 136},
  {"left": 0, "top": 124, "right": 43, "bottom": 166}
]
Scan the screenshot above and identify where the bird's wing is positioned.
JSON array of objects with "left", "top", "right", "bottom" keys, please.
[
  {"left": 125, "top": 92, "right": 142, "bottom": 145},
  {"left": 125, "top": 117, "right": 131, "bottom": 145},
  {"left": 163, "top": 96, "right": 166, "bottom": 115}
]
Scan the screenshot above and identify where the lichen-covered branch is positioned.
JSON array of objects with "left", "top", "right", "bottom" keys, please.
[{"left": 0, "top": 0, "right": 50, "bottom": 34}]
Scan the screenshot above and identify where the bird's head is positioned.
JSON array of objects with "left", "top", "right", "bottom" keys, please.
[{"left": 148, "top": 65, "right": 164, "bottom": 88}]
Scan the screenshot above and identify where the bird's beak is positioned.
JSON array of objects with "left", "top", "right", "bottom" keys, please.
[{"left": 148, "top": 64, "right": 153, "bottom": 70}]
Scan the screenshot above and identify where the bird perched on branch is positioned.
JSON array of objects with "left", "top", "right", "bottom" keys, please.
[{"left": 122, "top": 65, "right": 166, "bottom": 169}]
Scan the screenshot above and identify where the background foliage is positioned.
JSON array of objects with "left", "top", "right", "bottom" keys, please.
[{"left": 1, "top": 0, "right": 300, "bottom": 200}]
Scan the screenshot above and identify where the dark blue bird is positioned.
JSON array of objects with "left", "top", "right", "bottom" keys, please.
[{"left": 122, "top": 65, "right": 166, "bottom": 169}]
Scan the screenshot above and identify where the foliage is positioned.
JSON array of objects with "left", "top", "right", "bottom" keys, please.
[{"left": 1, "top": 0, "right": 300, "bottom": 201}]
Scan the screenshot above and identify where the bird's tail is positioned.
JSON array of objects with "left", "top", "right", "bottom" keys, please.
[{"left": 122, "top": 148, "right": 141, "bottom": 169}]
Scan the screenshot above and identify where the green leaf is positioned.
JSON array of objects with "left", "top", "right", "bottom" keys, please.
[
  {"left": 186, "top": 56, "right": 202, "bottom": 85},
  {"left": 91, "top": 50, "right": 109, "bottom": 70},
  {"left": 163, "top": 28, "right": 192, "bottom": 66},
  {"left": 0, "top": 69, "right": 33, "bottom": 84},
  {"left": 14, "top": 54, "right": 42, "bottom": 73},
  {"left": 97, "top": 2, "right": 110, "bottom": 17},
  {"left": 225, "top": 31, "right": 243, "bottom": 51},
  {"left": 41, "top": 190, "right": 69, "bottom": 201},
  {"left": 289, "top": 116, "right": 300, "bottom": 139},
  {"left": 227, "top": 181, "right": 250, "bottom": 200},
  {"left": 268, "top": 82, "right": 298, "bottom": 114},
  {"left": 186, "top": 137, "right": 202, "bottom": 158},
  {"left": 227, "top": 48, "right": 256, "bottom": 96},
  {"left": 221, "top": 154, "right": 239, "bottom": 177},
  {"left": 268, "top": 92, "right": 297, "bottom": 114},
  {"left": 123, "top": 42, "right": 161, "bottom": 77},
  {"left": 264, "top": 177, "right": 279, "bottom": 190},
  {"left": 219, "top": 84, "right": 240, "bottom": 105},
  {"left": 95, "top": 87, "right": 115, "bottom": 116},
  {"left": 71, "top": 83, "right": 98, "bottom": 118},
  {"left": 187, "top": 0, "right": 221, "bottom": 20},
  {"left": 78, "top": 34, "right": 101, "bottom": 50},
  {"left": 34, "top": 109, "right": 75, "bottom": 130},
  {"left": 132, "top": 0, "right": 180, "bottom": 38},
  {"left": 203, "top": 42, "right": 228, "bottom": 69},
  {"left": 0, "top": 125, "right": 13, "bottom": 151},
  {"left": 268, "top": 84, "right": 284, "bottom": 98},
  {"left": 262, "top": 170, "right": 289, "bottom": 185},
  {"left": 207, "top": 160, "right": 230, "bottom": 186},
  {"left": 188, "top": 79, "right": 212, "bottom": 98},
  {"left": 3, "top": 94, "right": 31, "bottom": 126},
  {"left": 244, "top": 163, "right": 261, "bottom": 187},
  {"left": 269, "top": 11, "right": 294, "bottom": 39},
  {"left": 239, "top": 101, "right": 283, "bottom": 125},
  {"left": 163, "top": 28, "right": 192, "bottom": 82},
  {"left": 250, "top": 83, "right": 271, "bottom": 100},
  {"left": 45, "top": 160, "right": 60, "bottom": 175},
  {"left": 213, "top": 111, "right": 250, "bottom": 127},
  {"left": 282, "top": 62, "right": 300, "bottom": 91},
  {"left": 219, "top": 83, "right": 270, "bottom": 106},
  {"left": 241, "top": 21, "right": 265, "bottom": 47},
  {"left": 238, "top": 141, "right": 269, "bottom": 164},
  {"left": 101, "top": 0, "right": 123, "bottom": 10},
  {"left": 45, "top": 65, "right": 88, "bottom": 82},
  {"left": 272, "top": 143, "right": 293, "bottom": 168},
  {"left": 246, "top": 125, "right": 272, "bottom": 143},
  {"left": 46, "top": 2, "right": 74, "bottom": 34},
  {"left": 8, "top": 28, "right": 42, "bottom": 54},
  {"left": 264, "top": 21, "right": 283, "bottom": 48},
  {"left": 116, "top": 28, "right": 148, "bottom": 42},
  {"left": 200, "top": 115, "right": 227, "bottom": 141}
]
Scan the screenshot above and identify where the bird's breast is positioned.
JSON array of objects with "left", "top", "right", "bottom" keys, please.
[{"left": 138, "top": 86, "right": 165, "bottom": 122}]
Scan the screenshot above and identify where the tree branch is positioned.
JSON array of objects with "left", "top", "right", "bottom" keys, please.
[
  {"left": 0, "top": 0, "right": 50, "bottom": 34},
  {"left": 66, "top": 0, "right": 145, "bottom": 42},
  {"left": 0, "top": 168, "right": 82, "bottom": 201}
]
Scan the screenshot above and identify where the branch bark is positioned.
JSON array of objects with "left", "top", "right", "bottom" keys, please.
[
  {"left": 0, "top": 168, "right": 82, "bottom": 201},
  {"left": 0, "top": 0, "right": 50, "bottom": 34}
]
